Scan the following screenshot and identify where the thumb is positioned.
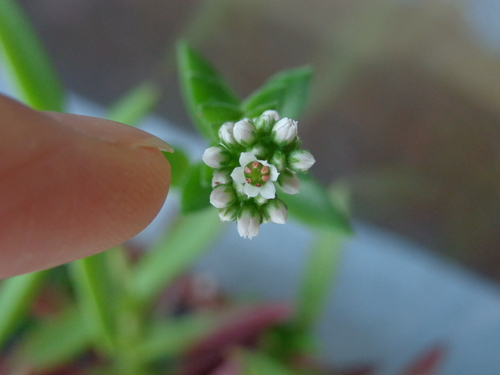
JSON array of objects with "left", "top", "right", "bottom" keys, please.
[{"left": 0, "top": 94, "right": 171, "bottom": 278}]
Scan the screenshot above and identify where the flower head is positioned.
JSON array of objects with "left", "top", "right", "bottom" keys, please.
[
  {"left": 210, "top": 185, "right": 236, "bottom": 208},
  {"left": 231, "top": 152, "right": 279, "bottom": 200},
  {"left": 202, "top": 146, "right": 229, "bottom": 169},
  {"left": 272, "top": 118, "right": 298, "bottom": 146},
  {"left": 237, "top": 206, "right": 261, "bottom": 239},
  {"left": 288, "top": 150, "right": 316, "bottom": 172}
]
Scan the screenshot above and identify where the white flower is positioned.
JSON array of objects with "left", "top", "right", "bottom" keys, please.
[
  {"left": 233, "top": 119, "right": 256, "bottom": 146},
  {"left": 277, "top": 170, "right": 300, "bottom": 194},
  {"left": 288, "top": 150, "right": 316, "bottom": 172},
  {"left": 265, "top": 199, "right": 288, "bottom": 224},
  {"left": 231, "top": 152, "right": 279, "bottom": 199},
  {"left": 262, "top": 110, "right": 280, "bottom": 121},
  {"left": 209, "top": 185, "right": 236, "bottom": 208},
  {"left": 218, "top": 122, "right": 236, "bottom": 146},
  {"left": 272, "top": 118, "right": 298, "bottom": 146},
  {"left": 202, "top": 146, "right": 229, "bottom": 169},
  {"left": 212, "top": 169, "right": 232, "bottom": 187},
  {"left": 237, "top": 207, "right": 261, "bottom": 239}
]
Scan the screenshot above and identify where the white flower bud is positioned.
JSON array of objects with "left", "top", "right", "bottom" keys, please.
[
  {"left": 262, "top": 110, "right": 280, "bottom": 121},
  {"left": 270, "top": 151, "right": 287, "bottom": 172},
  {"left": 219, "top": 205, "right": 239, "bottom": 222},
  {"left": 233, "top": 119, "right": 256, "bottom": 146},
  {"left": 272, "top": 118, "right": 298, "bottom": 146},
  {"left": 218, "top": 122, "right": 237, "bottom": 147},
  {"left": 212, "top": 169, "right": 232, "bottom": 187},
  {"left": 288, "top": 150, "right": 316, "bottom": 172},
  {"left": 278, "top": 170, "right": 300, "bottom": 194},
  {"left": 209, "top": 185, "right": 236, "bottom": 209},
  {"left": 265, "top": 199, "right": 288, "bottom": 224},
  {"left": 237, "top": 206, "right": 261, "bottom": 239},
  {"left": 202, "top": 146, "right": 229, "bottom": 169}
]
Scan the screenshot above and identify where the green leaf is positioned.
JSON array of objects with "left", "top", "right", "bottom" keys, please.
[
  {"left": 0, "top": 0, "right": 64, "bottom": 111},
  {"left": 163, "top": 148, "right": 190, "bottom": 188},
  {"left": 293, "top": 229, "right": 344, "bottom": 332},
  {"left": 180, "top": 162, "right": 213, "bottom": 214},
  {"left": 68, "top": 251, "right": 120, "bottom": 354},
  {"left": 14, "top": 306, "right": 89, "bottom": 371},
  {"left": 177, "top": 41, "right": 240, "bottom": 141},
  {"left": 105, "top": 82, "right": 161, "bottom": 126},
  {"left": 0, "top": 270, "right": 47, "bottom": 348},
  {"left": 129, "top": 313, "right": 216, "bottom": 364},
  {"left": 282, "top": 174, "right": 352, "bottom": 233},
  {"left": 240, "top": 350, "right": 305, "bottom": 375},
  {"left": 130, "top": 207, "right": 225, "bottom": 304},
  {"left": 242, "top": 66, "right": 312, "bottom": 119}
]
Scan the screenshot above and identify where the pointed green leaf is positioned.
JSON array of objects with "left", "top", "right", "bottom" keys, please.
[
  {"left": 14, "top": 306, "right": 88, "bottom": 370},
  {"left": 281, "top": 174, "right": 352, "bottom": 233},
  {"left": 131, "top": 207, "right": 224, "bottom": 304},
  {"left": 105, "top": 82, "right": 161, "bottom": 126},
  {"left": 242, "top": 66, "right": 312, "bottom": 119},
  {"left": 177, "top": 41, "right": 240, "bottom": 141},
  {"left": 181, "top": 162, "right": 213, "bottom": 214},
  {"left": 68, "top": 251, "right": 120, "bottom": 354},
  {"left": 0, "top": 270, "right": 48, "bottom": 348},
  {"left": 294, "top": 229, "right": 344, "bottom": 332},
  {"left": 0, "top": 0, "right": 64, "bottom": 111}
]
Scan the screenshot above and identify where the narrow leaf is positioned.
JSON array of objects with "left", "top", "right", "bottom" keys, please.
[
  {"left": 68, "top": 251, "right": 119, "bottom": 354},
  {"left": 181, "top": 162, "right": 213, "bottom": 214},
  {"left": 163, "top": 148, "right": 190, "bottom": 188},
  {"left": 177, "top": 41, "right": 240, "bottom": 140},
  {"left": 131, "top": 207, "right": 225, "bottom": 304},
  {"left": 14, "top": 306, "right": 88, "bottom": 371},
  {"left": 105, "top": 82, "right": 161, "bottom": 126},
  {"left": 294, "top": 229, "right": 344, "bottom": 332},
  {"left": 0, "top": 270, "right": 47, "bottom": 348},
  {"left": 0, "top": 0, "right": 64, "bottom": 111},
  {"left": 242, "top": 66, "right": 312, "bottom": 119},
  {"left": 282, "top": 174, "right": 352, "bottom": 233},
  {"left": 129, "top": 314, "right": 216, "bottom": 364}
]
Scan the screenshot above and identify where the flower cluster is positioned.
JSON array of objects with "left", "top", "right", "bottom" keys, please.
[{"left": 202, "top": 110, "right": 315, "bottom": 239}]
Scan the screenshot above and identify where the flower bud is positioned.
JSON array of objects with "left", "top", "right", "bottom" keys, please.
[
  {"left": 262, "top": 110, "right": 280, "bottom": 121},
  {"left": 210, "top": 185, "right": 236, "bottom": 209},
  {"left": 233, "top": 119, "right": 256, "bottom": 146},
  {"left": 254, "top": 112, "right": 275, "bottom": 134},
  {"left": 212, "top": 169, "right": 232, "bottom": 187},
  {"left": 270, "top": 150, "right": 287, "bottom": 172},
  {"left": 264, "top": 198, "right": 288, "bottom": 224},
  {"left": 288, "top": 150, "right": 316, "bottom": 172},
  {"left": 272, "top": 118, "right": 298, "bottom": 146},
  {"left": 277, "top": 169, "right": 300, "bottom": 194},
  {"left": 218, "top": 122, "right": 237, "bottom": 147},
  {"left": 219, "top": 205, "right": 239, "bottom": 222},
  {"left": 202, "top": 146, "right": 229, "bottom": 169},
  {"left": 237, "top": 205, "right": 261, "bottom": 239}
]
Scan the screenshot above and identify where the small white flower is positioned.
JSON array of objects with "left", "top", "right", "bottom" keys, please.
[
  {"left": 262, "top": 110, "right": 280, "bottom": 121},
  {"left": 237, "top": 207, "right": 261, "bottom": 239},
  {"left": 218, "top": 122, "right": 237, "bottom": 146},
  {"left": 288, "top": 150, "right": 316, "bottom": 172},
  {"left": 202, "top": 146, "right": 229, "bottom": 169},
  {"left": 209, "top": 185, "right": 236, "bottom": 208},
  {"left": 265, "top": 199, "right": 288, "bottom": 224},
  {"left": 272, "top": 118, "right": 298, "bottom": 146},
  {"left": 212, "top": 169, "right": 232, "bottom": 187},
  {"left": 278, "top": 170, "right": 300, "bottom": 194},
  {"left": 233, "top": 119, "right": 256, "bottom": 146},
  {"left": 231, "top": 152, "right": 279, "bottom": 199}
]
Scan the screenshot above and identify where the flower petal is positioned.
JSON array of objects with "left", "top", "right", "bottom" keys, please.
[
  {"left": 244, "top": 184, "right": 260, "bottom": 197},
  {"left": 230, "top": 167, "right": 246, "bottom": 184},
  {"left": 239, "top": 152, "right": 257, "bottom": 166},
  {"left": 259, "top": 182, "right": 276, "bottom": 199}
]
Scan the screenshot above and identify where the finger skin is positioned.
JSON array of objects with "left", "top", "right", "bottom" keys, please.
[{"left": 0, "top": 95, "right": 171, "bottom": 278}]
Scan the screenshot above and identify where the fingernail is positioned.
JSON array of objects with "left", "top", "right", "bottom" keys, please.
[{"left": 44, "top": 112, "right": 174, "bottom": 152}]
